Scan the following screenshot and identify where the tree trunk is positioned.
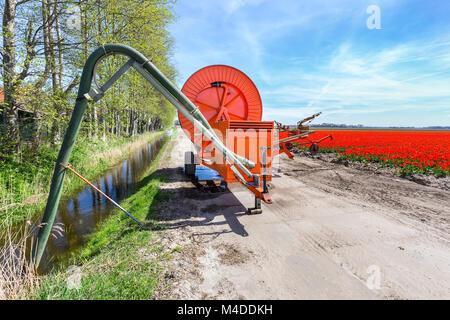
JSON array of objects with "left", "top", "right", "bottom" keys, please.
[
  {"left": 2, "top": 0, "right": 21, "bottom": 153},
  {"left": 92, "top": 106, "right": 98, "bottom": 138},
  {"left": 55, "top": 2, "right": 63, "bottom": 89},
  {"left": 42, "top": 0, "right": 55, "bottom": 90},
  {"left": 102, "top": 111, "right": 107, "bottom": 141},
  {"left": 129, "top": 109, "right": 134, "bottom": 137}
]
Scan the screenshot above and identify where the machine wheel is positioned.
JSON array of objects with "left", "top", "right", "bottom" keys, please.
[
  {"left": 309, "top": 143, "right": 319, "bottom": 153},
  {"left": 184, "top": 151, "right": 196, "bottom": 177}
]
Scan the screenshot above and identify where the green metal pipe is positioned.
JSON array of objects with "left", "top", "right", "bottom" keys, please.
[
  {"left": 33, "top": 44, "right": 257, "bottom": 266},
  {"left": 33, "top": 46, "right": 110, "bottom": 265}
]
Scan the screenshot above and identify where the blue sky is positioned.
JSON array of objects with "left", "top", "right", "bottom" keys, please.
[{"left": 168, "top": 0, "right": 450, "bottom": 127}]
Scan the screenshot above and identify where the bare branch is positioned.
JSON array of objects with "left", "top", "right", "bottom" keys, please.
[
  {"left": 15, "top": 0, "right": 33, "bottom": 7},
  {"left": 64, "top": 75, "right": 80, "bottom": 95}
]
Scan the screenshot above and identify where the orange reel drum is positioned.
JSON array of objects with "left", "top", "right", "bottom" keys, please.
[
  {"left": 179, "top": 65, "right": 263, "bottom": 141},
  {"left": 179, "top": 65, "right": 274, "bottom": 188}
]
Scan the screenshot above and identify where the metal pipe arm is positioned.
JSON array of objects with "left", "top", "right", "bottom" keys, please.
[{"left": 33, "top": 44, "right": 257, "bottom": 266}]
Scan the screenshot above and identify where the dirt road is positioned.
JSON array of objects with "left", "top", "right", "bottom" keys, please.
[{"left": 154, "top": 129, "right": 450, "bottom": 299}]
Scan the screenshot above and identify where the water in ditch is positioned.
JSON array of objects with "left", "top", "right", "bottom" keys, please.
[{"left": 35, "top": 134, "right": 169, "bottom": 272}]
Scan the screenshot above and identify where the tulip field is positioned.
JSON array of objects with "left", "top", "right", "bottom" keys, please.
[{"left": 302, "top": 130, "right": 450, "bottom": 176}]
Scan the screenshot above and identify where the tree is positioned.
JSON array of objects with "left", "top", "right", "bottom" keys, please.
[
  {"left": 2, "top": 0, "right": 20, "bottom": 153},
  {"left": 1, "top": 0, "right": 177, "bottom": 157}
]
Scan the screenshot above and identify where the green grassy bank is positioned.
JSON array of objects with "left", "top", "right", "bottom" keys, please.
[
  {"left": 32, "top": 130, "right": 176, "bottom": 299},
  {"left": 0, "top": 130, "right": 167, "bottom": 227}
]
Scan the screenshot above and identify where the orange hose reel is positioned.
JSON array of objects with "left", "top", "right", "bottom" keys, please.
[{"left": 178, "top": 65, "right": 273, "bottom": 204}]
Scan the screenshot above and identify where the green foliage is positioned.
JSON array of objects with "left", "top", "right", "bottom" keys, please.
[
  {"left": 2, "top": 0, "right": 179, "bottom": 299},
  {"left": 0, "top": 131, "right": 165, "bottom": 226},
  {"left": 70, "top": 0, "right": 178, "bottom": 139},
  {"left": 35, "top": 230, "right": 168, "bottom": 299},
  {"left": 1, "top": 0, "right": 177, "bottom": 153}
]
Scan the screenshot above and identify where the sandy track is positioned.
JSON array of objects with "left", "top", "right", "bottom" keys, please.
[{"left": 154, "top": 129, "right": 450, "bottom": 299}]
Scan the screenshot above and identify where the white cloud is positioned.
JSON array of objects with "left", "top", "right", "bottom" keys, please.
[
  {"left": 260, "top": 39, "right": 450, "bottom": 125},
  {"left": 170, "top": 1, "right": 450, "bottom": 126}
]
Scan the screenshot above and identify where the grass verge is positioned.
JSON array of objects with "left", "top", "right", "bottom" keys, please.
[
  {"left": 32, "top": 130, "right": 177, "bottom": 299},
  {"left": 0, "top": 130, "right": 167, "bottom": 227}
]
